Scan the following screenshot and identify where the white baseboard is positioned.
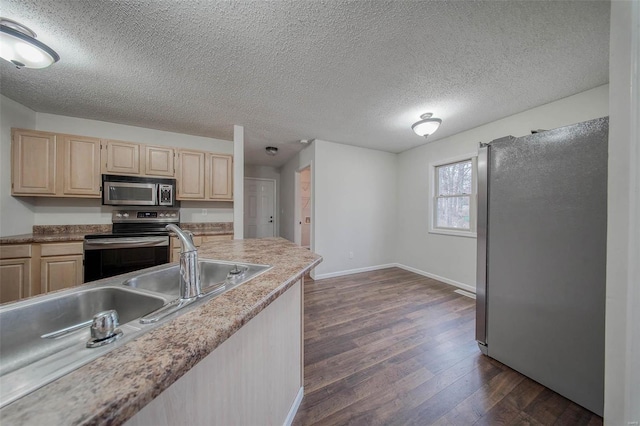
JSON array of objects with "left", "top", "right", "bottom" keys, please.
[
  {"left": 394, "top": 263, "right": 476, "bottom": 293},
  {"left": 313, "top": 263, "right": 397, "bottom": 280},
  {"left": 283, "top": 387, "right": 304, "bottom": 426},
  {"left": 313, "top": 263, "right": 476, "bottom": 294}
]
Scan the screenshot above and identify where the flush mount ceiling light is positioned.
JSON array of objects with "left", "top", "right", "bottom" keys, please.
[
  {"left": 411, "top": 113, "right": 442, "bottom": 138},
  {"left": 265, "top": 146, "right": 278, "bottom": 156},
  {"left": 0, "top": 18, "right": 60, "bottom": 69}
]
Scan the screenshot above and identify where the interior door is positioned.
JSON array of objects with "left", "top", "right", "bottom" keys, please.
[{"left": 244, "top": 179, "right": 276, "bottom": 238}]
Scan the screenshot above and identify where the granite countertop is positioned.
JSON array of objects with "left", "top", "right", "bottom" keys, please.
[
  {"left": 0, "top": 223, "right": 233, "bottom": 244},
  {"left": 0, "top": 237, "right": 321, "bottom": 425}
]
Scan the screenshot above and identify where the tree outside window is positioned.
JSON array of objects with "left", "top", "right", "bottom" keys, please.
[{"left": 432, "top": 158, "right": 476, "bottom": 235}]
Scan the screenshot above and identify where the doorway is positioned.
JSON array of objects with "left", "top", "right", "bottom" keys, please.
[
  {"left": 244, "top": 178, "right": 276, "bottom": 238},
  {"left": 294, "top": 166, "right": 311, "bottom": 249}
]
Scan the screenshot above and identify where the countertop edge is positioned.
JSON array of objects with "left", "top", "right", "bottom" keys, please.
[
  {"left": 0, "top": 238, "right": 321, "bottom": 426},
  {"left": 107, "top": 258, "right": 321, "bottom": 426}
]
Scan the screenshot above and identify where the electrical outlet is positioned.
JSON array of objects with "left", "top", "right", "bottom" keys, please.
[
  {"left": 349, "top": 251, "right": 354, "bottom": 259},
  {"left": 201, "top": 209, "right": 208, "bottom": 216}
]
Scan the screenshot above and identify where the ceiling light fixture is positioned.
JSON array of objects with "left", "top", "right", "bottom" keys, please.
[
  {"left": 0, "top": 18, "right": 60, "bottom": 69},
  {"left": 411, "top": 113, "right": 442, "bottom": 138},
  {"left": 265, "top": 146, "right": 278, "bottom": 156}
]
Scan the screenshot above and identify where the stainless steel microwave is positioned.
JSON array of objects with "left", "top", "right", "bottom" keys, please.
[{"left": 102, "top": 175, "right": 177, "bottom": 206}]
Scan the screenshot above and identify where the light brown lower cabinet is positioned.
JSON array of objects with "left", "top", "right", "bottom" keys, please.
[
  {"left": 40, "top": 242, "right": 84, "bottom": 294},
  {"left": 0, "top": 244, "right": 32, "bottom": 303},
  {"left": 0, "top": 242, "right": 84, "bottom": 304}
]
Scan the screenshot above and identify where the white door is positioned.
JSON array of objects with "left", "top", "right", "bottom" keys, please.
[{"left": 244, "top": 178, "right": 276, "bottom": 238}]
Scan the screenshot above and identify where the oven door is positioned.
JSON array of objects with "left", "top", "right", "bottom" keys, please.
[
  {"left": 103, "top": 181, "right": 158, "bottom": 206},
  {"left": 83, "top": 236, "right": 169, "bottom": 282}
]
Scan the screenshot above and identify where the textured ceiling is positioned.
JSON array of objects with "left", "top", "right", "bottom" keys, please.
[{"left": 0, "top": 0, "right": 610, "bottom": 167}]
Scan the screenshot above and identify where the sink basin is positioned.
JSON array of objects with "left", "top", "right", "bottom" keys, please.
[
  {"left": 0, "top": 287, "right": 167, "bottom": 407},
  {"left": 0, "top": 287, "right": 165, "bottom": 376},
  {"left": 123, "top": 259, "right": 272, "bottom": 297},
  {"left": 0, "top": 258, "right": 271, "bottom": 408}
]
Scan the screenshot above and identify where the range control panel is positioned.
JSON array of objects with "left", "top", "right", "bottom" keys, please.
[{"left": 112, "top": 209, "right": 180, "bottom": 223}]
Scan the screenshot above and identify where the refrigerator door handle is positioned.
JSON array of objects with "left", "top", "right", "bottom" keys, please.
[{"left": 475, "top": 143, "right": 489, "bottom": 353}]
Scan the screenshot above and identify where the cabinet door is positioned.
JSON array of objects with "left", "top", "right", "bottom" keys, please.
[
  {"left": 0, "top": 258, "right": 31, "bottom": 303},
  {"left": 176, "top": 150, "right": 206, "bottom": 199},
  {"left": 104, "top": 140, "right": 141, "bottom": 175},
  {"left": 12, "top": 129, "right": 57, "bottom": 195},
  {"left": 207, "top": 154, "right": 233, "bottom": 200},
  {"left": 41, "top": 255, "right": 83, "bottom": 293},
  {"left": 144, "top": 145, "right": 175, "bottom": 177},
  {"left": 63, "top": 135, "right": 101, "bottom": 197}
]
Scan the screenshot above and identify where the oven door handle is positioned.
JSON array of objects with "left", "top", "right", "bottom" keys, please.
[{"left": 84, "top": 237, "right": 169, "bottom": 250}]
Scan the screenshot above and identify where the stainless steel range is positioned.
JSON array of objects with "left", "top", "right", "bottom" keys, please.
[{"left": 83, "top": 209, "right": 180, "bottom": 283}]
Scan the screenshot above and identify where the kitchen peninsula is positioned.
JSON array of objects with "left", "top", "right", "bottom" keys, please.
[{"left": 0, "top": 237, "right": 321, "bottom": 425}]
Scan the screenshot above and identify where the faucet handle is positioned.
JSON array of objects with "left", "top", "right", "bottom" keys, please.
[{"left": 87, "top": 310, "right": 123, "bottom": 348}]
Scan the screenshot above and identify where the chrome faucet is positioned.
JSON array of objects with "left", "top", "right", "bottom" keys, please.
[{"left": 166, "top": 224, "right": 201, "bottom": 299}]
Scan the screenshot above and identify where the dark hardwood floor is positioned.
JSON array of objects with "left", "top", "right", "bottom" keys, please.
[{"left": 293, "top": 267, "right": 602, "bottom": 426}]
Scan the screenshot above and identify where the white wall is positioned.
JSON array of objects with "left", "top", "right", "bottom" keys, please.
[
  {"left": 233, "top": 125, "right": 244, "bottom": 239},
  {"left": 36, "top": 113, "right": 233, "bottom": 153},
  {"left": 604, "top": 1, "right": 640, "bottom": 424},
  {"left": 244, "top": 165, "right": 281, "bottom": 237},
  {"left": 395, "top": 84, "right": 610, "bottom": 290},
  {"left": 0, "top": 96, "right": 37, "bottom": 236},
  {"left": 313, "top": 140, "right": 397, "bottom": 278},
  {"left": 9, "top": 112, "right": 236, "bottom": 227}
]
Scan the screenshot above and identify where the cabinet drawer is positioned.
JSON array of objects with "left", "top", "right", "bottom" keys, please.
[
  {"left": 0, "top": 244, "right": 32, "bottom": 259},
  {"left": 40, "top": 242, "right": 83, "bottom": 257}
]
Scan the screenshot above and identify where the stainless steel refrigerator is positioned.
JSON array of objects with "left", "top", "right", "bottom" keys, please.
[{"left": 475, "top": 117, "right": 608, "bottom": 416}]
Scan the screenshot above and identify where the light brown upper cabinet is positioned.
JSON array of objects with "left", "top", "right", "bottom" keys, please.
[
  {"left": 63, "top": 135, "right": 101, "bottom": 196},
  {"left": 12, "top": 129, "right": 101, "bottom": 198},
  {"left": 176, "top": 150, "right": 233, "bottom": 201},
  {"left": 103, "top": 140, "right": 176, "bottom": 178},
  {"left": 144, "top": 145, "right": 175, "bottom": 177},
  {"left": 102, "top": 140, "right": 141, "bottom": 175},
  {"left": 12, "top": 129, "right": 58, "bottom": 195},
  {"left": 11, "top": 128, "right": 230, "bottom": 201},
  {"left": 176, "top": 149, "right": 206, "bottom": 199},
  {"left": 207, "top": 154, "right": 233, "bottom": 200}
]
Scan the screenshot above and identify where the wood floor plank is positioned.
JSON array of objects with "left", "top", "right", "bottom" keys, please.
[{"left": 294, "top": 267, "right": 602, "bottom": 426}]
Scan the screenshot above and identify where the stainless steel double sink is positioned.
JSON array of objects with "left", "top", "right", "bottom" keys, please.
[{"left": 0, "top": 259, "right": 271, "bottom": 408}]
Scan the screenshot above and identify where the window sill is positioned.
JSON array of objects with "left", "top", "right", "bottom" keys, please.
[{"left": 428, "top": 228, "right": 477, "bottom": 238}]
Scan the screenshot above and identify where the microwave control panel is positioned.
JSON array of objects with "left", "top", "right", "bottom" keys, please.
[{"left": 158, "top": 184, "right": 173, "bottom": 205}]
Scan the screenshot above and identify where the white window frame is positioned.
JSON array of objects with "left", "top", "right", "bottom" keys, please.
[{"left": 429, "top": 153, "right": 477, "bottom": 238}]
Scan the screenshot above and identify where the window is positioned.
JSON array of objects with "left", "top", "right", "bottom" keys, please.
[{"left": 430, "top": 156, "right": 477, "bottom": 237}]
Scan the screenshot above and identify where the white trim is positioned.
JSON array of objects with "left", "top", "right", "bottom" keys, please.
[
  {"left": 454, "top": 289, "right": 477, "bottom": 299},
  {"left": 283, "top": 387, "right": 304, "bottom": 426},
  {"left": 395, "top": 263, "right": 476, "bottom": 293},
  {"left": 313, "top": 263, "right": 398, "bottom": 280},
  {"left": 313, "top": 262, "right": 476, "bottom": 294},
  {"left": 428, "top": 153, "right": 478, "bottom": 237},
  {"left": 428, "top": 228, "right": 478, "bottom": 238}
]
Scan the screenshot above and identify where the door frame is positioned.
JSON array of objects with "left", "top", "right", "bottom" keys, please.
[
  {"left": 294, "top": 163, "right": 313, "bottom": 250},
  {"left": 243, "top": 177, "right": 277, "bottom": 238}
]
